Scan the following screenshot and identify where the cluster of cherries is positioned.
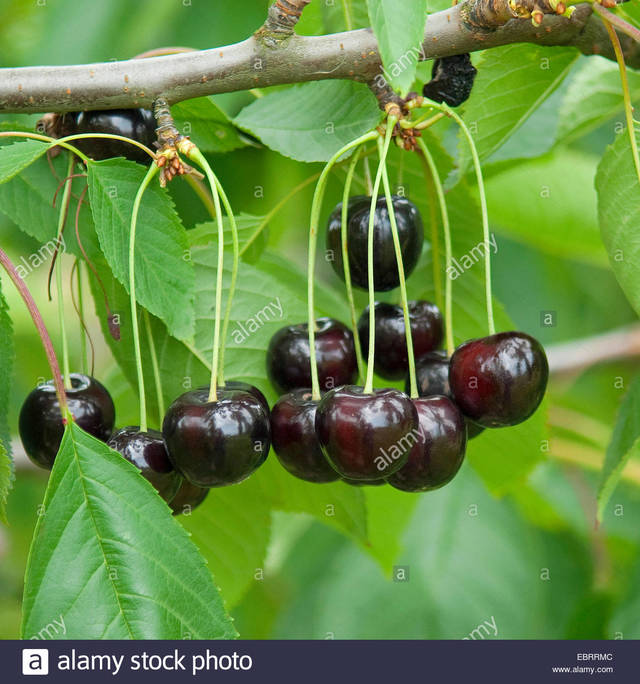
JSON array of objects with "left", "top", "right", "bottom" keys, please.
[
  {"left": 267, "top": 195, "right": 549, "bottom": 490},
  {"left": 19, "top": 374, "right": 271, "bottom": 514},
  {"left": 19, "top": 104, "right": 547, "bottom": 514}
]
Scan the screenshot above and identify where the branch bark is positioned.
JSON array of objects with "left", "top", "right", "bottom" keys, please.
[{"left": 0, "top": 2, "right": 637, "bottom": 114}]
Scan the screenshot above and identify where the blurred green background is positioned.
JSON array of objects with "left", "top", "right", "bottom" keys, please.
[{"left": 1, "top": 0, "right": 640, "bottom": 640}]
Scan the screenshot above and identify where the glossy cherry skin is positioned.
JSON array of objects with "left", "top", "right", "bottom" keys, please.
[
  {"left": 169, "top": 480, "right": 210, "bottom": 516},
  {"left": 59, "top": 109, "right": 156, "bottom": 163},
  {"left": 221, "top": 380, "right": 270, "bottom": 416},
  {"left": 358, "top": 300, "right": 443, "bottom": 380},
  {"left": 326, "top": 195, "right": 424, "bottom": 292},
  {"left": 271, "top": 390, "right": 339, "bottom": 483},
  {"left": 19, "top": 373, "right": 115, "bottom": 470},
  {"left": 408, "top": 350, "right": 484, "bottom": 440},
  {"left": 108, "top": 427, "right": 182, "bottom": 503},
  {"left": 316, "top": 386, "right": 418, "bottom": 481},
  {"left": 162, "top": 387, "right": 270, "bottom": 487},
  {"left": 387, "top": 396, "right": 467, "bottom": 492},
  {"left": 266, "top": 318, "right": 357, "bottom": 394},
  {"left": 342, "top": 477, "right": 387, "bottom": 487},
  {"left": 449, "top": 331, "right": 549, "bottom": 428}
]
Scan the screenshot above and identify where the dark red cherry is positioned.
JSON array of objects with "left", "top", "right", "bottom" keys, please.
[
  {"left": 162, "top": 387, "right": 270, "bottom": 487},
  {"left": 19, "top": 373, "right": 115, "bottom": 470},
  {"left": 407, "top": 350, "right": 485, "bottom": 440},
  {"left": 271, "top": 390, "right": 339, "bottom": 483},
  {"left": 169, "top": 480, "right": 210, "bottom": 516},
  {"left": 449, "top": 331, "right": 549, "bottom": 428},
  {"left": 358, "top": 300, "right": 443, "bottom": 380},
  {"left": 315, "top": 386, "right": 418, "bottom": 481},
  {"left": 387, "top": 396, "right": 466, "bottom": 492},
  {"left": 221, "top": 380, "right": 270, "bottom": 416},
  {"left": 58, "top": 109, "right": 156, "bottom": 163},
  {"left": 266, "top": 317, "right": 357, "bottom": 394},
  {"left": 326, "top": 195, "right": 424, "bottom": 292},
  {"left": 108, "top": 426, "right": 181, "bottom": 503}
]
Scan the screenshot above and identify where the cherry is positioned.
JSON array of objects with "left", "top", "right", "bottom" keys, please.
[
  {"left": 271, "top": 390, "right": 339, "bottom": 483},
  {"left": 58, "top": 109, "right": 156, "bottom": 163},
  {"left": 19, "top": 373, "right": 115, "bottom": 470},
  {"left": 266, "top": 317, "right": 357, "bottom": 394},
  {"left": 108, "top": 427, "right": 182, "bottom": 503},
  {"left": 169, "top": 480, "right": 210, "bottom": 516},
  {"left": 326, "top": 195, "right": 424, "bottom": 292},
  {"left": 162, "top": 387, "right": 270, "bottom": 487},
  {"left": 358, "top": 300, "right": 443, "bottom": 380},
  {"left": 407, "top": 350, "right": 485, "bottom": 440},
  {"left": 449, "top": 331, "right": 549, "bottom": 428},
  {"left": 422, "top": 54, "right": 477, "bottom": 108},
  {"left": 388, "top": 396, "right": 466, "bottom": 492},
  {"left": 316, "top": 386, "right": 418, "bottom": 481}
]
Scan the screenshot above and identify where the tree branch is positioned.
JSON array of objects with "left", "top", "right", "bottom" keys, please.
[{"left": 0, "top": 2, "right": 637, "bottom": 114}]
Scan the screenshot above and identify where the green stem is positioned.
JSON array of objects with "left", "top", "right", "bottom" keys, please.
[
  {"left": 417, "top": 138, "right": 454, "bottom": 357},
  {"left": 363, "top": 120, "right": 395, "bottom": 395},
  {"left": 0, "top": 131, "right": 90, "bottom": 164},
  {"left": 144, "top": 309, "right": 165, "bottom": 422},
  {"left": 129, "top": 163, "right": 160, "bottom": 432},
  {"left": 213, "top": 176, "right": 238, "bottom": 387},
  {"left": 55, "top": 153, "right": 75, "bottom": 389},
  {"left": 186, "top": 148, "right": 225, "bottom": 403},
  {"left": 307, "top": 130, "right": 380, "bottom": 401},
  {"left": 379, "top": 137, "right": 417, "bottom": 398},
  {"left": 341, "top": 146, "right": 366, "bottom": 382},
  {"left": 600, "top": 16, "right": 640, "bottom": 187},
  {"left": 341, "top": 0, "right": 353, "bottom": 30},
  {"left": 76, "top": 259, "right": 88, "bottom": 376},
  {"left": 416, "top": 149, "right": 443, "bottom": 314},
  {"left": 442, "top": 104, "right": 495, "bottom": 336},
  {"left": 56, "top": 132, "right": 155, "bottom": 162}
]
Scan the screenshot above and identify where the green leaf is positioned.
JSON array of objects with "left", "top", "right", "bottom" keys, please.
[
  {"left": 189, "top": 214, "right": 268, "bottom": 260},
  {"left": 22, "top": 423, "right": 236, "bottom": 639},
  {"left": 597, "top": 376, "right": 640, "bottom": 522},
  {"left": 87, "top": 158, "right": 195, "bottom": 341},
  {"left": 484, "top": 150, "right": 607, "bottom": 266},
  {"left": 459, "top": 45, "right": 578, "bottom": 168},
  {"left": 181, "top": 476, "right": 272, "bottom": 608},
  {"left": 557, "top": 58, "right": 640, "bottom": 144},
  {"left": 366, "top": 0, "right": 428, "bottom": 94},
  {"left": 0, "top": 280, "right": 14, "bottom": 524},
  {"left": 596, "top": 129, "right": 640, "bottom": 318},
  {"left": 0, "top": 140, "right": 49, "bottom": 185},
  {"left": 172, "top": 97, "right": 247, "bottom": 153},
  {"left": 234, "top": 81, "right": 381, "bottom": 162}
]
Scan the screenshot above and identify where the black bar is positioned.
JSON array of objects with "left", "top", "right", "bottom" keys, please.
[{"left": 8, "top": 640, "right": 638, "bottom": 683}]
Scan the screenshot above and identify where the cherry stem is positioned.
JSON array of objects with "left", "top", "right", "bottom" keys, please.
[
  {"left": 144, "top": 309, "right": 165, "bottom": 423},
  {"left": 600, "top": 16, "right": 640, "bottom": 187},
  {"left": 74, "top": 260, "right": 87, "bottom": 374},
  {"left": 416, "top": 137, "right": 454, "bottom": 357},
  {"left": 183, "top": 174, "right": 217, "bottom": 220},
  {"left": 379, "top": 137, "right": 418, "bottom": 399},
  {"left": 363, "top": 156, "right": 374, "bottom": 196},
  {"left": 0, "top": 130, "right": 155, "bottom": 164},
  {"left": 55, "top": 153, "right": 76, "bottom": 390},
  {"left": 129, "top": 163, "right": 160, "bottom": 432},
  {"left": 307, "top": 130, "right": 380, "bottom": 401},
  {"left": 340, "top": 145, "right": 367, "bottom": 382},
  {"left": 415, "top": 148, "right": 444, "bottom": 322},
  {"left": 593, "top": 3, "right": 640, "bottom": 44},
  {"left": 363, "top": 121, "right": 395, "bottom": 396},
  {"left": 212, "top": 176, "right": 239, "bottom": 388},
  {"left": 0, "top": 247, "right": 70, "bottom": 419},
  {"left": 186, "top": 148, "right": 225, "bottom": 403},
  {"left": 439, "top": 103, "right": 495, "bottom": 336}
]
